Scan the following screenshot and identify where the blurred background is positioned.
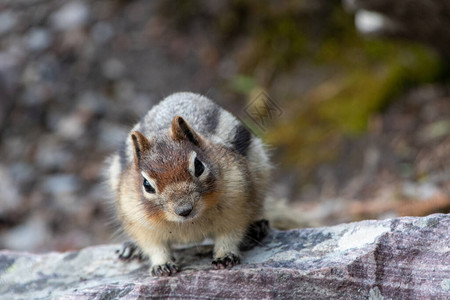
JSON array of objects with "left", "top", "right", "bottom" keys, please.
[{"left": 0, "top": 0, "right": 449, "bottom": 252}]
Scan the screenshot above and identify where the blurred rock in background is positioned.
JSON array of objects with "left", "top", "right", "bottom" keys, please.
[
  {"left": 344, "top": 0, "right": 450, "bottom": 57},
  {"left": 0, "top": 0, "right": 448, "bottom": 251}
]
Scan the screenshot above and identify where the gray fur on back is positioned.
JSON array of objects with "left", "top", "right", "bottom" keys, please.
[
  {"left": 107, "top": 92, "right": 268, "bottom": 193},
  {"left": 120, "top": 92, "right": 250, "bottom": 168},
  {"left": 137, "top": 92, "right": 221, "bottom": 137}
]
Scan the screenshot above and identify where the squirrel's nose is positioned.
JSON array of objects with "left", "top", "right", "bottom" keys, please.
[{"left": 175, "top": 205, "right": 193, "bottom": 217}]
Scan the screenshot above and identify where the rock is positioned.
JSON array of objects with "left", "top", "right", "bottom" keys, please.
[
  {"left": 42, "top": 174, "right": 80, "bottom": 196},
  {"left": 403, "top": 181, "right": 440, "bottom": 200},
  {"left": 55, "top": 110, "right": 90, "bottom": 140},
  {"left": 102, "top": 58, "right": 126, "bottom": 80},
  {"left": 0, "top": 11, "right": 17, "bottom": 34},
  {"left": 343, "top": 0, "right": 450, "bottom": 56},
  {"left": 26, "top": 28, "right": 53, "bottom": 52},
  {"left": 0, "top": 214, "right": 448, "bottom": 299},
  {"left": 354, "top": 10, "right": 399, "bottom": 35},
  {"left": 91, "top": 21, "right": 114, "bottom": 45},
  {"left": 0, "top": 166, "right": 22, "bottom": 213},
  {"left": 51, "top": 1, "right": 90, "bottom": 31},
  {"left": 35, "top": 136, "right": 73, "bottom": 171},
  {"left": 0, "top": 216, "right": 50, "bottom": 251}
]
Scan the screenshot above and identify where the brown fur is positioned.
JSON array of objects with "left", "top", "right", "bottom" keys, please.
[
  {"left": 171, "top": 116, "right": 202, "bottom": 146},
  {"left": 110, "top": 102, "right": 270, "bottom": 275}
]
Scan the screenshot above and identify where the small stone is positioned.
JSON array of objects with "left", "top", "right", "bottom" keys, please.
[
  {"left": 26, "top": 28, "right": 53, "bottom": 52},
  {"left": 97, "top": 121, "right": 128, "bottom": 151},
  {"left": 35, "top": 136, "right": 73, "bottom": 171},
  {"left": 114, "top": 79, "right": 135, "bottom": 101},
  {"left": 42, "top": 174, "right": 80, "bottom": 196},
  {"left": 129, "top": 93, "right": 156, "bottom": 116},
  {"left": 0, "top": 11, "right": 17, "bottom": 34},
  {"left": 21, "top": 84, "right": 52, "bottom": 105},
  {"left": 441, "top": 279, "right": 450, "bottom": 291},
  {"left": 0, "top": 51, "right": 20, "bottom": 72},
  {"left": 354, "top": 9, "right": 399, "bottom": 35},
  {"left": 9, "top": 163, "right": 35, "bottom": 187},
  {"left": 78, "top": 91, "right": 108, "bottom": 115},
  {"left": 369, "top": 286, "right": 384, "bottom": 300},
  {"left": 419, "top": 120, "right": 450, "bottom": 142},
  {"left": 51, "top": 1, "right": 90, "bottom": 31},
  {"left": 102, "top": 58, "right": 125, "bottom": 80},
  {"left": 0, "top": 166, "right": 22, "bottom": 213},
  {"left": 56, "top": 111, "right": 89, "bottom": 140},
  {"left": 403, "top": 182, "right": 439, "bottom": 200},
  {"left": 91, "top": 21, "right": 114, "bottom": 45},
  {"left": 1, "top": 216, "right": 49, "bottom": 251}
]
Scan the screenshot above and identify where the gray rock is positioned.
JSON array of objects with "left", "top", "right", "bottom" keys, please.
[
  {"left": 55, "top": 111, "right": 88, "bottom": 140},
  {"left": 97, "top": 121, "right": 129, "bottom": 151},
  {"left": 51, "top": 1, "right": 90, "bottom": 31},
  {"left": 0, "top": 166, "right": 22, "bottom": 213},
  {"left": 0, "top": 11, "right": 17, "bottom": 34},
  {"left": 35, "top": 136, "right": 73, "bottom": 171},
  {"left": 0, "top": 216, "right": 49, "bottom": 251},
  {"left": 0, "top": 214, "right": 448, "bottom": 299},
  {"left": 403, "top": 181, "right": 440, "bottom": 200},
  {"left": 344, "top": 0, "right": 450, "bottom": 56},
  {"left": 26, "top": 28, "right": 53, "bottom": 52},
  {"left": 102, "top": 58, "right": 125, "bottom": 80},
  {"left": 91, "top": 21, "right": 114, "bottom": 45},
  {"left": 42, "top": 174, "right": 80, "bottom": 196}
]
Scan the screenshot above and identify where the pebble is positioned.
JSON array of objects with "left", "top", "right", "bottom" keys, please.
[
  {"left": 97, "top": 121, "right": 128, "bottom": 151},
  {"left": 0, "top": 11, "right": 17, "bottom": 34},
  {"left": 1, "top": 216, "right": 49, "bottom": 251},
  {"left": 9, "top": 163, "right": 35, "bottom": 186},
  {"left": 91, "top": 21, "right": 114, "bottom": 45},
  {"left": 78, "top": 91, "right": 108, "bottom": 115},
  {"left": 35, "top": 137, "right": 73, "bottom": 171},
  {"left": 26, "top": 28, "right": 53, "bottom": 52},
  {"left": 42, "top": 174, "right": 80, "bottom": 196},
  {"left": 402, "top": 182, "right": 439, "bottom": 200},
  {"left": 114, "top": 79, "right": 135, "bottom": 101},
  {"left": 56, "top": 111, "right": 89, "bottom": 140},
  {"left": 51, "top": 1, "right": 90, "bottom": 31},
  {"left": 0, "top": 166, "right": 22, "bottom": 213},
  {"left": 102, "top": 58, "right": 125, "bottom": 80}
]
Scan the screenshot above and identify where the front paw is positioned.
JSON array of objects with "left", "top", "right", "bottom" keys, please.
[
  {"left": 212, "top": 253, "right": 240, "bottom": 270},
  {"left": 151, "top": 262, "right": 179, "bottom": 277},
  {"left": 116, "top": 241, "right": 147, "bottom": 261}
]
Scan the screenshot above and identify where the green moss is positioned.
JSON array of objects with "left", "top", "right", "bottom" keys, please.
[
  {"left": 267, "top": 42, "right": 441, "bottom": 168},
  {"left": 230, "top": 75, "right": 256, "bottom": 94},
  {"left": 254, "top": 15, "right": 307, "bottom": 70},
  {"left": 262, "top": 4, "right": 442, "bottom": 169}
]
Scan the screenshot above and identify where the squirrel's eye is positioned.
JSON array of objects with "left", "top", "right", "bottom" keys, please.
[
  {"left": 143, "top": 179, "right": 155, "bottom": 193},
  {"left": 194, "top": 157, "right": 205, "bottom": 177}
]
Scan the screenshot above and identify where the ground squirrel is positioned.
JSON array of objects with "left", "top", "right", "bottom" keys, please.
[{"left": 106, "top": 92, "right": 271, "bottom": 276}]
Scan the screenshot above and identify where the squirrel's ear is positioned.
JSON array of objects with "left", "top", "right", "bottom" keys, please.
[
  {"left": 131, "top": 131, "right": 150, "bottom": 165},
  {"left": 171, "top": 116, "right": 201, "bottom": 146}
]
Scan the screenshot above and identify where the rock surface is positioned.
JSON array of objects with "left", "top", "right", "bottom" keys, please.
[{"left": 0, "top": 214, "right": 449, "bottom": 299}]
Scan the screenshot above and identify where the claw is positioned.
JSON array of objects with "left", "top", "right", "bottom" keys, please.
[
  {"left": 118, "top": 241, "right": 137, "bottom": 260},
  {"left": 117, "top": 241, "right": 148, "bottom": 262},
  {"left": 151, "top": 262, "right": 179, "bottom": 277},
  {"left": 212, "top": 253, "right": 240, "bottom": 270}
]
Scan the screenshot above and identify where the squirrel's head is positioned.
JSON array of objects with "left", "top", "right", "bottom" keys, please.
[{"left": 130, "top": 116, "right": 221, "bottom": 223}]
